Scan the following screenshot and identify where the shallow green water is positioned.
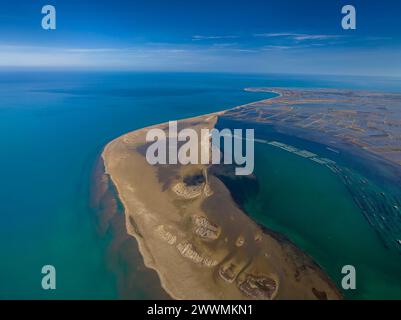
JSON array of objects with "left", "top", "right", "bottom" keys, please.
[{"left": 244, "top": 142, "right": 401, "bottom": 299}]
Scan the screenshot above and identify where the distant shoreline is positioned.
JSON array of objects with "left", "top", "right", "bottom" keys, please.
[{"left": 224, "top": 87, "right": 401, "bottom": 187}]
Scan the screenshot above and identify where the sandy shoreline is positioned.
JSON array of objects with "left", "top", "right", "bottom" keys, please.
[
  {"left": 91, "top": 157, "right": 171, "bottom": 299},
  {"left": 101, "top": 113, "right": 224, "bottom": 300},
  {"left": 101, "top": 105, "right": 342, "bottom": 299}
]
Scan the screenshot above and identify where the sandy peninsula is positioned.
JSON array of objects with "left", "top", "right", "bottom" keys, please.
[{"left": 101, "top": 102, "right": 342, "bottom": 300}]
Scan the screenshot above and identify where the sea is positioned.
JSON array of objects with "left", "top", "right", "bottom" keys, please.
[{"left": 0, "top": 71, "right": 400, "bottom": 299}]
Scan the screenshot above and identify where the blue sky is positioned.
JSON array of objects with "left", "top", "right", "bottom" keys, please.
[{"left": 0, "top": 0, "right": 400, "bottom": 76}]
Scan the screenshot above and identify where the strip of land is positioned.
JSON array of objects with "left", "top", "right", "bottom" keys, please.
[
  {"left": 101, "top": 104, "right": 342, "bottom": 299},
  {"left": 233, "top": 87, "right": 401, "bottom": 181}
]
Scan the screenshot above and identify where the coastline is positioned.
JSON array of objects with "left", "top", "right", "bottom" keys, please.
[
  {"left": 101, "top": 133, "right": 178, "bottom": 300},
  {"left": 91, "top": 155, "right": 171, "bottom": 299},
  {"left": 101, "top": 113, "right": 223, "bottom": 300},
  {"left": 100, "top": 101, "right": 343, "bottom": 299},
  {"left": 224, "top": 87, "right": 401, "bottom": 185},
  {"left": 100, "top": 160, "right": 182, "bottom": 300}
]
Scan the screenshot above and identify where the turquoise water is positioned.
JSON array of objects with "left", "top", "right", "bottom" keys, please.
[
  {"left": 245, "top": 142, "right": 401, "bottom": 299},
  {"left": 0, "top": 71, "right": 277, "bottom": 299},
  {"left": 0, "top": 71, "right": 400, "bottom": 299}
]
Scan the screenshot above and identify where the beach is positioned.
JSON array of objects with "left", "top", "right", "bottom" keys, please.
[{"left": 101, "top": 110, "right": 342, "bottom": 300}]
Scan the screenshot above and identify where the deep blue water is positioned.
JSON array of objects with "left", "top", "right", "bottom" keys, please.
[{"left": 0, "top": 71, "right": 400, "bottom": 299}]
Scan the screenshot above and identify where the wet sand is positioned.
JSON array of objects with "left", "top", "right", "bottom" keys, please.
[
  {"left": 100, "top": 111, "right": 342, "bottom": 300},
  {"left": 91, "top": 159, "right": 171, "bottom": 299}
]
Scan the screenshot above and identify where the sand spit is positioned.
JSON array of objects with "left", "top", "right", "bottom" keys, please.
[{"left": 101, "top": 111, "right": 342, "bottom": 300}]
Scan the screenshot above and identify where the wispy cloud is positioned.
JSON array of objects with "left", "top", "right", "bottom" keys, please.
[
  {"left": 295, "top": 34, "right": 343, "bottom": 41},
  {"left": 64, "top": 48, "right": 121, "bottom": 53},
  {"left": 254, "top": 32, "right": 298, "bottom": 38},
  {"left": 211, "top": 42, "right": 239, "bottom": 48},
  {"left": 192, "top": 35, "right": 239, "bottom": 41},
  {"left": 254, "top": 32, "right": 343, "bottom": 41},
  {"left": 261, "top": 45, "right": 293, "bottom": 50}
]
